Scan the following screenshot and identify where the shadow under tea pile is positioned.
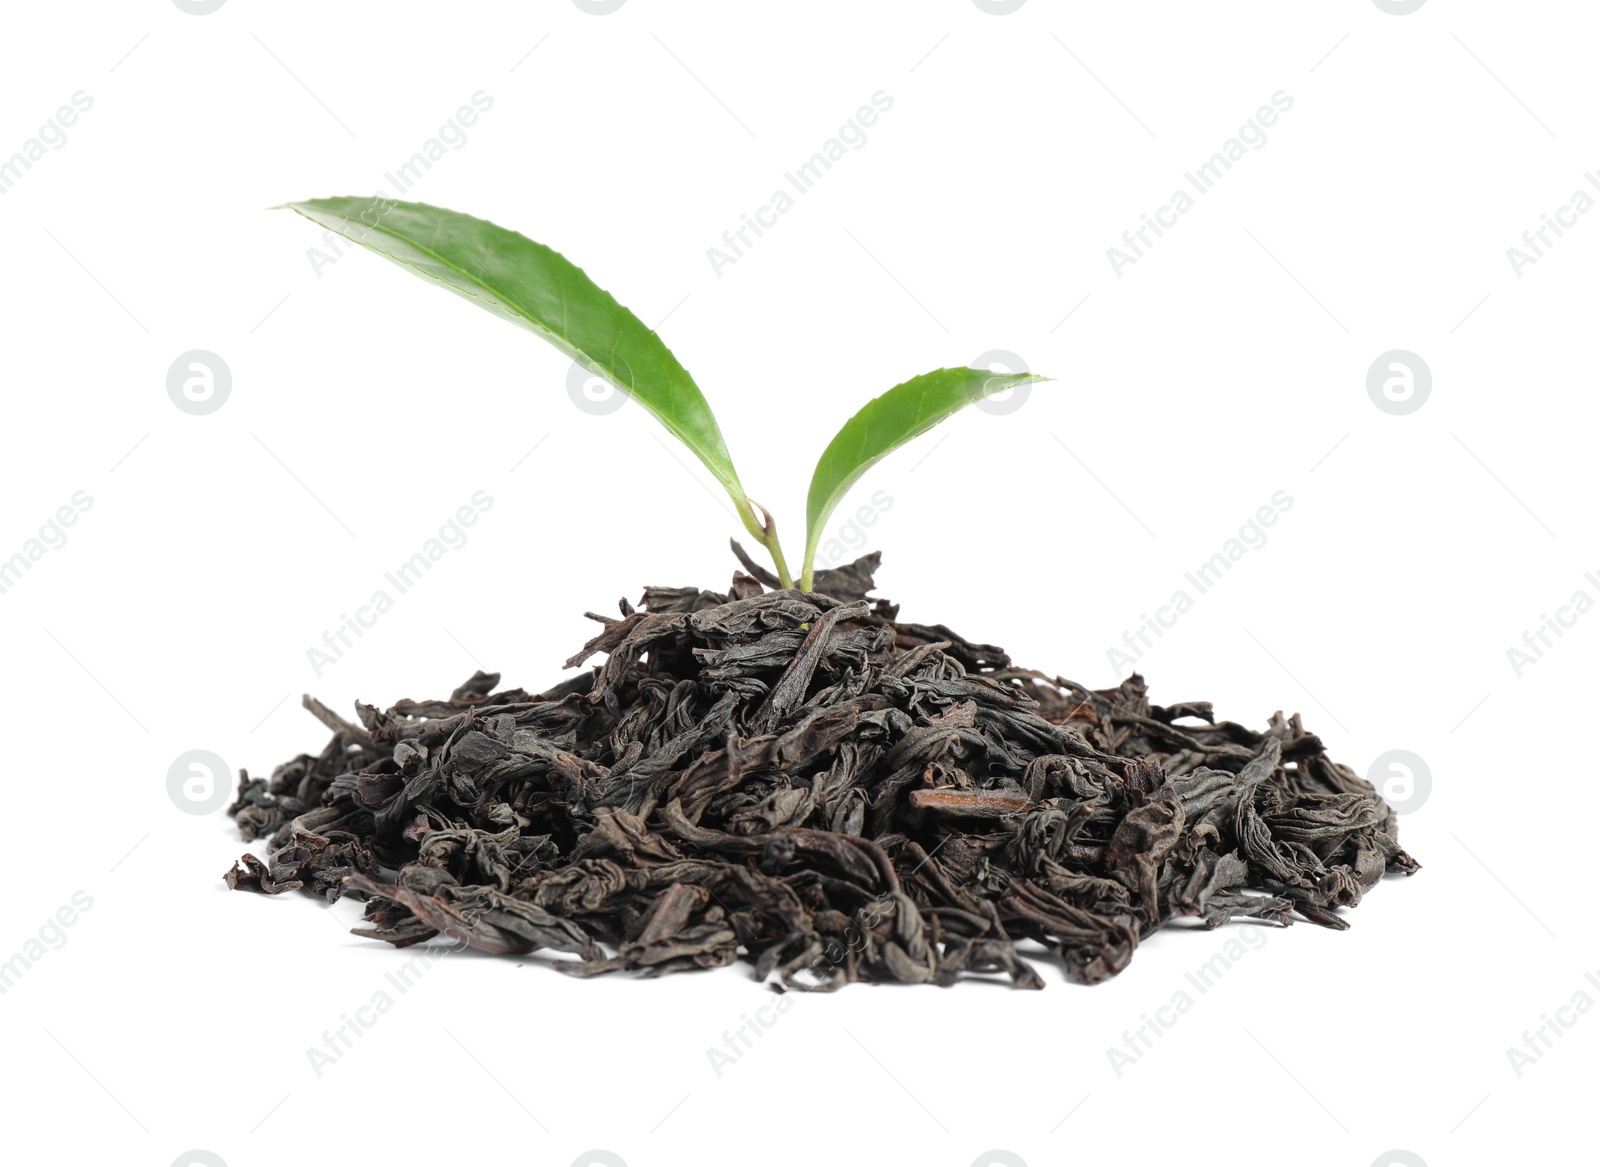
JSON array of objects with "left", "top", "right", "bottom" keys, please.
[{"left": 227, "top": 550, "right": 1418, "bottom": 989}]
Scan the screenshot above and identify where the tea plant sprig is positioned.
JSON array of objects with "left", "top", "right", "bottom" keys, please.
[{"left": 285, "top": 198, "right": 1045, "bottom": 591}]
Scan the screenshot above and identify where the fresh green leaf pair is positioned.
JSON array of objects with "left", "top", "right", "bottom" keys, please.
[{"left": 284, "top": 197, "right": 1047, "bottom": 591}]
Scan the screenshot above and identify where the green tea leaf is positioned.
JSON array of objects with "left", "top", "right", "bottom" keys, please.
[
  {"left": 801, "top": 366, "right": 1046, "bottom": 589},
  {"left": 284, "top": 196, "right": 753, "bottom": 519}
]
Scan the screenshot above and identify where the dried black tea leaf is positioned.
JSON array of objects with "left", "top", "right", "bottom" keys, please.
[{"left": 226, "top": 550, "right": 1417, "bottom": 989}]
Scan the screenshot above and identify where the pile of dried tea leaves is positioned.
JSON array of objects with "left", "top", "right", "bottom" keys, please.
[{"left": 226, "top": 548, "right": 1418, "bottom": 989}]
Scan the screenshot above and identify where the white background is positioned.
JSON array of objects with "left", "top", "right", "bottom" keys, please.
[{"left": 1, "top": 2, "right": 1594, "bottom": 1165}]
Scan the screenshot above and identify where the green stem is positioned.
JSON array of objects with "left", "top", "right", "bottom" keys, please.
[
  {"left": 741, "top": 498, "right": 794, "bottom": 590},
  {"left": 765, "top": 529, "right": 794, "bottom": 591},
  {"left": 799, "top": 531, "right": 821, "bottom": 593}
]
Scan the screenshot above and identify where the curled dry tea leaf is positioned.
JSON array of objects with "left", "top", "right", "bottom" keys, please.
[{"left": 226, "top": 551, "right": 1417, "bottom": 990}]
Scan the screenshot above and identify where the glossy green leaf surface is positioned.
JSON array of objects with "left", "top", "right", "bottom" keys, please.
[
  {"left": 285, "top": 197, "right": 749, "bottom": 508},
  {"left": 802, "top": 366, "right": 1045, "bottom": 587}
]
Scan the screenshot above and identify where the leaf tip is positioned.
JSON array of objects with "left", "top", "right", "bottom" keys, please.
[{"left": 977, "top": 370, "right": 1051, "bottom": 394}]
